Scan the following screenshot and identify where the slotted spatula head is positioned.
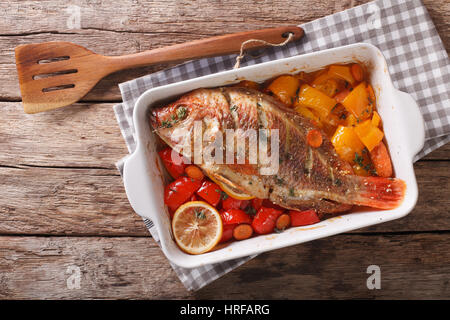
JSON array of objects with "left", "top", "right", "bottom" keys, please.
[{"left": 15, "top": 42, "right": 108, "bottom": 114}]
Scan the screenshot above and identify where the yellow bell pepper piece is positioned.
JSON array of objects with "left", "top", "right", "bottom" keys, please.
[
  {"left": 294, "top": 105, "right": 322, "bottom": 127},
  {"left": 313, "top": 76, "right": 339, "bottom": 97},
  {"left": 331, "top": 126, "right": 365, "bottom": 163},
  {"left": 328, "top": 65, "right": 355, "bottom": 85},
  {"left": 342, "top": 82, "right": 372, "bottom": 120},
  {"left": 354, "top": 120, "right": 384, "bottom": 152},
  {"left": 295, "top": 84, "right": 337, "bottom": 120},
  {"left": 346, "top": 114, "right": 357, "bottom": 127},
  {"left": 372, "top": 111, "right": 381, "bottom": 127},
  {"left": 267, "top": 75, "right": 300, "bottom": 106}
]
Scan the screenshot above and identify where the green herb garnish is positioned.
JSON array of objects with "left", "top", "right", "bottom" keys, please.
[
  {"left": 289, "top": 187, "right": 295, "bottom": 197},
  {"left": 354, "top": 152, "right": 364, "bottom": 167},
  {"left": 177, "top": 106, "right": 187, "bottom": 120},
  {"left": 245, "top": 206, "right": 257, "bottom": 216},
  {"left": 275, "top": 176, "right": 284, "bottom": 185},
  {"left": 216, "top": 189, "right": 228, "bottom": 200},
  {"left": 195, "top": 209, "right": 206, "bottom": 220}
]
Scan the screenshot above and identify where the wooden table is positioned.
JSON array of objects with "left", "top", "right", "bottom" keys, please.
[{"left": 0, "top": 0, "right": 449, "bottom": 299}]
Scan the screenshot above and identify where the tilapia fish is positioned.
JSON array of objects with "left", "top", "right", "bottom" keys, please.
[{"left": 151, "top": 87, "right": 405, "bottom": 214}]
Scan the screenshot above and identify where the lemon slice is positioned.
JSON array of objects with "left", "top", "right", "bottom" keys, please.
[
  {"left": 172, "top": 201, "right": 223, "bottom": 255},
  {"left": 208, "top": 176, "right": 255, "bottom": 200}
]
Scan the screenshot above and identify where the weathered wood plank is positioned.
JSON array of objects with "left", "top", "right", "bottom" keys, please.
[
  {"left": 0, "top": 0, "right": 367, "bottom": 36},
  {"left": 196, "top": 232, "right": 450, "bottom": 299},
  {"left": 0, "top": 166, "right": 147, "bottom": 236},
  {"left": 0, "top": 161, "right": 448, "bottom": 236},
  {"left": 0, "top": 102, "right": 128, "bottom": 168},
  {"left": 0, "top": 236, "right": 191, "bottom": 299},
  {"left": 422, "top": 142, "right": 450, "bottom": 160},
  {"left": 1, "top": 233, "right": 448, "bottom": 299},
  {"left": 0, "top": 0, "right": 447, "bottom": 101}
]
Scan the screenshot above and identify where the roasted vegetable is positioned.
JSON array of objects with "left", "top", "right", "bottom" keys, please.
[
  {"left": 158, "top": 147, "right": 186, "bottom": 179},
  {"left": 266, "top": 75, "right": 300, "bottom": 106},
  {"left": 331, "top": 125, "right": 365, "bottom": 163},
  {"left": 354, "top": 119, "right": 384, "bottom": 152},
  {"left": 295, "top": 84, "right": 336, "bottom": 119},
  {"left": 342, "top": 82, "right": 372, "bottom": 120},
  {"left": 351, "top": 63, "right": 364, "bottom": 82},
  {"left": 328, "top": 65, "right": 355, "bottom": 85},
  {"left": 289, "top": 209, "right": 320, "bottom": 227},
  {"left": 312, "top": 73, "right": 339, "bottom": 97},
  {"left": 372, "top": 111, "right": 381, "bottom": 127},
  {"left": 370, "top": 141, "right": 393, "bottom": 177}
]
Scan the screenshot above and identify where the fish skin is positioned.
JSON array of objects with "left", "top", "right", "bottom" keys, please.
[{"left": 151, "top": 87, "right": 405, "bottom": 213}]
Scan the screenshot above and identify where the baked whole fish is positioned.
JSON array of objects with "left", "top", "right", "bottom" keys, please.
[{"left": 150, "top": 87, "right": 405, "bottom": 214}]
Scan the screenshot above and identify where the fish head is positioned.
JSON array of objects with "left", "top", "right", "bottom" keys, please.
[{"left": 150, "top": 93, "right": 205, "bottom": 152}]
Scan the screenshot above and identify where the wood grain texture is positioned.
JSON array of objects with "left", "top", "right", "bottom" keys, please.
[
  {"left": 0, "top": 102, "right": 128, "bottom": 168},
  {"left": 196, "top": 232, "right": 450, "bottom": 299},
  {"left": 0, "top": 233, "right": 448, "bottom": 299},
  {"left": 0, "top": 160, "right": 448, "bottom": 236},
  {"left": 0, "top": 0, "right": 448, "bottom": 101},
  {"left": 0, "top": 0, "right": 449, "bottom": 300},
  {"left": 0, "top": 166, "right": 146, "bottom": 236}
]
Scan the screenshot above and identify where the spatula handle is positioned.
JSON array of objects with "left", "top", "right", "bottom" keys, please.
[{"left": 106, "top": 26, "right": 303, "bottom": 72}]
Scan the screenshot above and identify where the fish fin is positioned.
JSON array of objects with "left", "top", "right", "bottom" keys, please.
[{"left": 353, "top": 177, "right": 406, "bottom": 210}]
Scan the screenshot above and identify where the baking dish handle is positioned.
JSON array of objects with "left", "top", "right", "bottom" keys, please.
[
  {"left": 394, "top": 89, "right": 426, "bottom": 160},
  {"left": 123, "top": 150, "right": 158, "bottom": 221}
]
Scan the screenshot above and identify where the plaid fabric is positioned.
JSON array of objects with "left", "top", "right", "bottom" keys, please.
[{"left": 114, "top": 0, "right": 450, "bottom": 291}]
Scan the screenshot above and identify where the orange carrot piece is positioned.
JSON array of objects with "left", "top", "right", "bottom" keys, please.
[
  {"left": 370, "top": 141, "right": 393, "bottom": 178},
  {"left": 233, "top": 224, "right": 253, "bottom": 240},
  {"left": 351, "top": 64, "right": 364, "bottom": 82},
  {"left": 276, "top": 214, "right": 291, "bottom": 230},
  {"left": 307, "top": 129, "right": 323, "bottom": 148},
  {"left": 185, "top": 165, "right": 204, "bottom": 181}
]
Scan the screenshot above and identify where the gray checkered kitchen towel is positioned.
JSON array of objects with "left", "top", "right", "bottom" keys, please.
[{"left": 113, "top": 0, "right": 450, "bottom": 291}]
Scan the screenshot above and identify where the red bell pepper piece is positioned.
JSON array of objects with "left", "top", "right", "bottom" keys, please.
[
  {"left": 220, "top": 224, "right": 236, "bottom": 243},
  {"left": 189, "top": 194, "right": 198, "bottom": 202},
  {"left": 222, "top": 197, "right": 249, "bottom": 211},
  {"left": 251, "top": 207, "right": 283, "bottom": 235},
  {"left": 158, "top": 147, "right": 186, "bottom": 179},
  {"left": 164, "top": 176, "right": 202, "bottom": 212},
  {"left": 289, "top": 209, "right": 320, "bottom": 227},
  {"left": 220, "top": 209, "right": 252, "bottom": 225},
  {"left": 196, "top": 180, "right": 222, "bottom": 207},
  {"left": 251, "top": 198, "right": 264, "bottom": 211}
]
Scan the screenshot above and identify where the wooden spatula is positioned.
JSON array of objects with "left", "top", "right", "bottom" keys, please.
[{"left": 15, "top": 26, "right": 303, "bottom": 114}]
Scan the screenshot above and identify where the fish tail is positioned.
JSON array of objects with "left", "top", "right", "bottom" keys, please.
[{"left": 352, "top": 176, "right": 406, "bottom": 210}]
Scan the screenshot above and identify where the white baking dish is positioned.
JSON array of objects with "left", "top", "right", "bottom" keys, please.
[{"left": 123, "top": 43, "right": 425, "bottom": 268}]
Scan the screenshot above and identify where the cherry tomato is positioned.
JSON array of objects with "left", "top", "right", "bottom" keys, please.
[
  {"left": 196, "top": 180, "right": 222, "bottom": 207},
  {"left": 220, "top": 224, "right": 236, "bottom": 243},
  {"left": 289, "top": 209, "right": 320, "bottom": 227},
  {"left": 221, "top": 209, "right": 252, "bottom": 225},
  {"left": 222, "top": 197, "right": 249, "bottom": 211},
  {"left": 251, "top": 198, "right": 264, "bottom": 211},
  {"left": 164, "top": 176, "right": 202, "bottom": 212},
  {"left": 158, "top": 147, "right": 186, "bottom": 179},
  {"left": 251, "top": 207, "right": 284, "bottom": 235}
]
